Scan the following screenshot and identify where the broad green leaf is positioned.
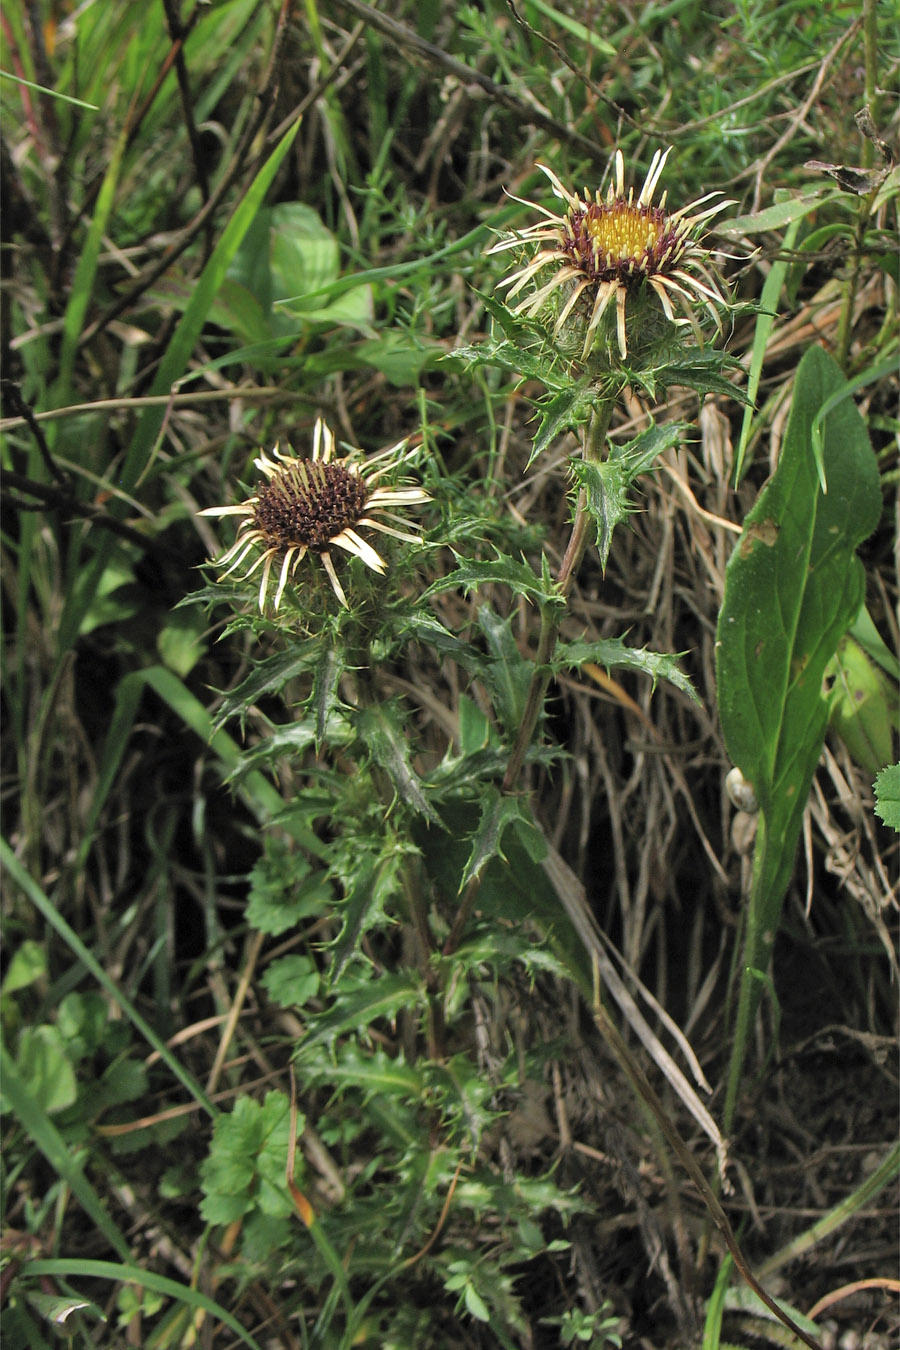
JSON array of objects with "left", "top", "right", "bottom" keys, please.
[
  {"left": 15, "top": 1025, "right": 77, "bottom": 1114},
  {"left": 716, "top": 344, "right": 881, "bottom": 1126},
  {"left": 1, "top": 938, "right": 46, "bottom": 996},
  {"left": 200, "top": 1091, "right": 302, "bottom": 1224},
  {"left": 261, "top": 955, "right": 320, "bottom": 1009},
  {"left": 156, "top": 608, "right": 207, "bottom": 678},
  {"left": 246, "top": 839, "right": 331, "bottom": 936},
  {"left": 826, "top": 636, "right": 897, "bottom": 773},
  {"left": 874, "top": 765, "right": 900, "bottom": 832}
]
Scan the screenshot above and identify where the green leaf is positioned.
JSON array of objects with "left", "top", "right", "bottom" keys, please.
[
  {"left": 553, "top": 635, "right": 699, "bottom": 703},
  {"left": 213, "top": 640, "right": 320, "bottom": 732},
  {"left": 477, "top": 607, "right": 533, "bottom": 736},
  {"left": 570, "top": 422, "right": 684, "bottom": 570},
  {"left": 718, "top": 189, "right": 843, "bottom": 234},
  {"left": 312, "top": 642, "right": 345, "bottom": 747},
  {"left": 716, "top": 344, "right": 881, "bottom": 1125},
  {"left": 305, "top": 1045, "right": 423, "bottom": 1100},
  {"left": 294, "top": 971, "right": 423, "bottom": 1059},
  {"left": 1, "top": 938, "right": 47, "bottom": 996},
  {"left": 14, "top": 1025, "right": 77, "bottom": 1114},
  {"left": 421, "top": 556, "right": 563, "bottom": 609},
  {"left": 826, "top": 636, "right": 897, "bottom": 773},
  {"left": 246, "top": 839, "right": 332, "bottom": 937},
  {"left": 459, "top": 789, "right": 546, "bottom": 891},
  {"left": 532, "top": 383, "right": 597, "bottom": 460},
  {"left": 261, "top": 955, "right": 320, "bottom": 1009},
  {"left": 357, "top": 702, "right": 442, "bottom": 825},
  {"left": 405, "top": 612, "right": 491, "bottom": 676},
  {"left": 874, "top": 765, "right": 900, "bottom": 832},
  {"left": 199, "top": 1090, "right": 302, "bottom": 1224}
]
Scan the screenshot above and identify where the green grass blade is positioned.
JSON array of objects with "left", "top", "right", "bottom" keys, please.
[
  {"left": 0, "top": 839, "right": 217, "bottom": 1119},
  {"left": 21, "top": 1259, "right": 265, "bottom": 1350},
  {"left": 0, "top": 1048, "right": 132, "bottom": 1262},
  {"left": 57, "top": 117, "right": 301, "bottom": 654},
  {"left": 732, "top": 213, "right": 802, "bottom": 482},
  {"left": 54, "top": 126, "right": 128, "bottom": 408}
]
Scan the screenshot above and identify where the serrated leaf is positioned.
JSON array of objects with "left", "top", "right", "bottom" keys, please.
[
  {"left": 570, "top": 422, "right": 684, "bottom": 570},
  {"left": 200, "top": 1091, "right": 301, "bottom": 1225},
  {"left": 874, "top": 764, "right": 900, "bottom": 831},
  {"left": 294, "top": 971, "right": 423, "bottom": 1059},
  {"left": 305, "top": 1045, "right": 423, "bottom": 1099},
  {"left": 405, "top": 612, "right": 490, "bottom": 675},
  {"left": 312, "top": 643, "right": 344, "bottom": 748},
  {"left": 553, "top": 636, "right": 699, "bottom": 703},
  {"left": 656, "top": 349, "right": 749, "bottom": 402},
  {"left": 262, "top": 955, "right": 320, "bottom": 1009},
  {"left": 459, "top": 789, "right": 543, "bottom": 891},
  {"left": 357, "top": 702, "right": 441, "bottom": 825},
  {"left": 532, "top": 383, "right": 597, "bottom": 460},
  {"left": 246, "top": 839, "right": 332, "bottom": 936},
  {"left": 477, "top": 607, "right": 533, "bottom": 736},
  {"left": 212, "top": 641, "right": 319, "bottom": 732},
  {"left": 421, "top": 556, "right": 563, "bottom": 608}
]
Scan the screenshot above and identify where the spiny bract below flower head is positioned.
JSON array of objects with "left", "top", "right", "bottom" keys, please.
[
  {"left": 199, "top": 419, "right": 431, "bottom": 610},
  {"left": 490, "top": 148, "right": 735, "bottom": 360}
]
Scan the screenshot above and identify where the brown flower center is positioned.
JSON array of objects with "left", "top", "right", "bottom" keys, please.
[
  {"left": 565, "top": 201, "right": 685, "bottom": 284},
  {"left": 253, "top": 460, "right": 368, "bottom": 551}
]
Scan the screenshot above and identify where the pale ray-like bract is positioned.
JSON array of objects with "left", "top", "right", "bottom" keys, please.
[
  {"left": 490, "top": 148, "right": 735, "bottom": 360},
  {"left": 200, "top": 419, "right": 430, "bottom": 610}
]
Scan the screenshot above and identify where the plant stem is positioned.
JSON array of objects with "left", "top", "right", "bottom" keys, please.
[
  {"left": 444, "top": 400, "right": 613, "bottom": 956},
  {"left": 501, "top": 402, "right": 613, "bottom": 792}
]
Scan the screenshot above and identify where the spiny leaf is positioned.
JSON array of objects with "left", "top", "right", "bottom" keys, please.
[
  {"left": 570, "top": 422, "right": 684, "bottom": 571},
  {"left": 459, "top": 789, "right": 547, "bottom": 892},
  {"left": 421, "top": 555, "right": 563, "bottom": 608},
  {"left": 357, "top": 702, "right": 442, "bottom": 825},
  {"left": 554, "top": 636, "right": 699, "bottom": 703},
  {"left": 212, "top": 641, "right": 320, "bottom": 732}
]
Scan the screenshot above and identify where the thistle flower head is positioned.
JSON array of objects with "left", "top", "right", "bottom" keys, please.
[
  {"left": 200, "top": 419, "right": 430, "bottom": 610},
  {"left": 490, "top": 148, "right": 735, "bottom": 360}
]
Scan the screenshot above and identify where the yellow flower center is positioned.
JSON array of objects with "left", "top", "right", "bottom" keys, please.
[{"left": 566, "top": 200, "right": 683, "bottom": 283}]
